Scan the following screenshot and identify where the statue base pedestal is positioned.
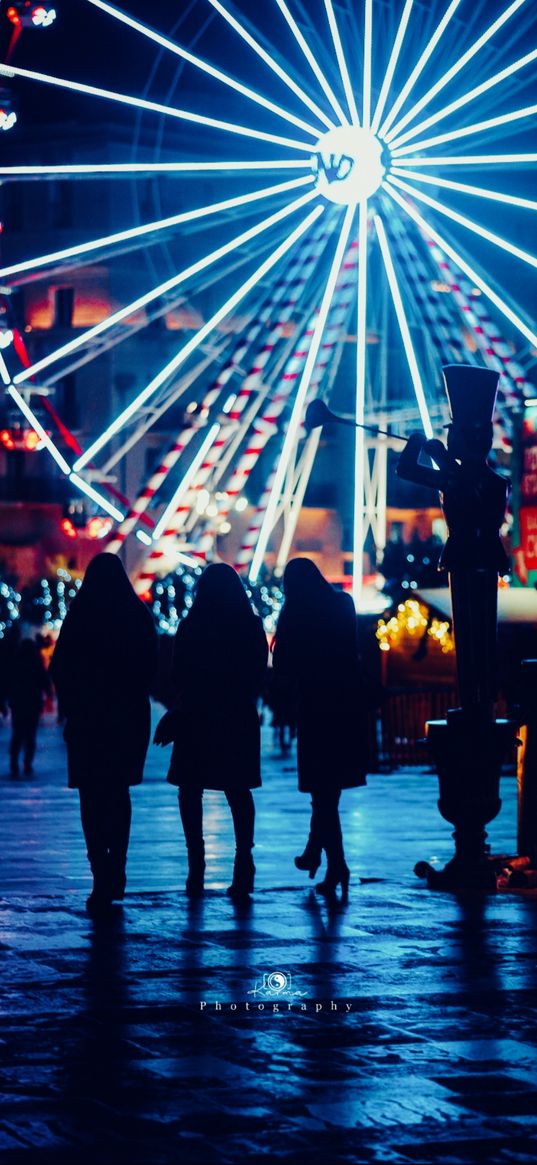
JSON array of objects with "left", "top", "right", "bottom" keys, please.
[{"left": 415, "top": 714, "right": 518, "bottom": 892}]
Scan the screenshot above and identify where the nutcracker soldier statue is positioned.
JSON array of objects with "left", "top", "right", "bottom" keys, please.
[{"left": 397, "top": 364, "right": 516, "bottom": 889}]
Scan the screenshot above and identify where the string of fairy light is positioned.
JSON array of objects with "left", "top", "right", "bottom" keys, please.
[
  {"left": 151, "top": 569, "right": 284, "bottom": 636},
  {"left": 0, "top": 565, "right": 456, "bottom": 670},
  {"left": 0, "top": 564, "right": 287, "bottom": 639},
  {"left": 0, "top": 569, "right": 81, "bottom": 636}
]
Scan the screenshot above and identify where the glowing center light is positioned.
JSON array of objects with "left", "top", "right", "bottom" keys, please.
[{"left": 313, "top": 127, "right": 386, "bottom": 204}]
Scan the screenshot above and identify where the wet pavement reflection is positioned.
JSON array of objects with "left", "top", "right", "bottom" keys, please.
[{"left": 1, "top": 711, "right": 537, "bottom": 1163}]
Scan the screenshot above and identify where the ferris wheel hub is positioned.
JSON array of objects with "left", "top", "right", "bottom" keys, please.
[{"left": 312, "top": 126, "right": 386, "bottom": 205}]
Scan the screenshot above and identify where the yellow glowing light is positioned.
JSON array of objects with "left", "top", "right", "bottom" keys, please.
[{"left": 376, "top": 599, "right": 454, "bottom": 653}]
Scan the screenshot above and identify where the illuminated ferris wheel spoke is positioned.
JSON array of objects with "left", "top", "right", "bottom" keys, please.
[
  {"left": 322, "top": 0, "right": 359, "bottom": 125},
  {"left": 4, "top": 366, "right": 128, "bottom": 519},
  {"left": 0, "top": 175, "right": 314, "bottom": 282},
  {"left": 352, "top": 200, "right": 368, "bottom": 609},
  {"left": 378, "top": 0, "right": 461, "bottom": 140},
  {"left": 206, "top": 0, "right": 335, "bottom": 131},
  {"left": 5, "top": 385, "right": 124, "bottom": 523},
  {"left": 68, "top": 473, "right": 125, "bottom": 521},
  {"left": 371, "top": 0, "right": 414, "bottom": 134},
  {"left": 14, "top": 187, "right": 320, "bottom": 385},
  {"left": 384, "top": 183, "right": 537, "bottom": 349},
  {"left": 362, "top": 0, "right": 373, "bottom": 130},
  {"left": 248, "top": 203, "right": 354, "bottom": 585},
  {"left": 391, "top": 167, "right": 537, "bottom": 211},
  {"left": 3, "top": 0, "right": 535, "bottom": 580},
  {"left": 274, "top": 0, "right": 349, "bottom": 126},
  {"left": 0, "top": 161, "right": 312, "bottom": 180},
  {"left": 0, "top": 63, "right": 315, "bottom": 153},
  {"left": 100, "top": 226, "right": 315, "bottom": 484},
  {"left": 39, "top": 243, "right": 253, "bottom": 390},
  {"left": 374, "top": 214, "right": 433, "bottom": 438},
  {"left": 85, "top": 0, "right": 322, "bottom": 138},
  {"left": 6, "top": 386, "right": 69, "bottom": 475},
  {"left": 165, "top": 218, "right": 341, "bottom": 554},
  {"left": 393, "top": 153, "right": 537, "bottom": 167},
  {"left": 0, "top": 353, "right": 11, "bottom": 388},
  {"left": 151, "top": 424, "right": 223, "bottom": 543},
  {"left": 385, "top": 0, "right": 527, "bottom": 143},
  {"left": 101, "top": 338, "right": 235, "bottom": 477},
  {"left": 387, "top": 174, "right": 537, "bottom": 269},
  {"left": 389, "top": 47, "right": 537, "bottom": 151},
  {"left": 112, "top": 214, "right": 334, "bottom": 496},
  {"left": 391, "top": 103, "right": 537, "bottom": 156},
  {"left": 73, "top": 202, "right": 324, "bottom": 470},
  {"left": 137, "top": 313, "right": 312, "bottom": 563}
]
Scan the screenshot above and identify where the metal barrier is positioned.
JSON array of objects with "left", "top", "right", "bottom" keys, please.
[{"left": 378, "top": 687, "right": 458, "bottom": 771}]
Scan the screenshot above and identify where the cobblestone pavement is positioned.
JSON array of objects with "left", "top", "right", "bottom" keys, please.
[{"left": 1, "top": 709, "right": 536, "bottom": 1164}]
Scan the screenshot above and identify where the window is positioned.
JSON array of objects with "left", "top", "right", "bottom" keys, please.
[
  {"left": 54, "top": 288, "right": 74, "bottom": 329},
  {"left": 60, "top": 373, "right": 78, "bottom": 428}
]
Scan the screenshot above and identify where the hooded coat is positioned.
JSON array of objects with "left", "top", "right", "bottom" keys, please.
[
  {"left": 272, "top": 561, "right": 367, "bottom": 793},
  {"left": 165, "top": 564, "right": 268, "bottom": 791},
  {"left": 50, "top": 554, "right": 158, "bottom": 789}
]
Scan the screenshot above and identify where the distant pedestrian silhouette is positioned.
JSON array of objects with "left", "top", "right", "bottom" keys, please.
[
  {"left": 50, "top": 553, "right": 158, "bottom": 914},
  {"left": 272, "top": 558, "right": 366, "bottom": 901},
  {"left": 155, "top": 563, "right": 267, "bottom": 901},
  {"left": 263, "top": 666, "right": 296, "bottom": 755},
  {"left": 8, "top": 638, "right": 49, "bottom": 777}
]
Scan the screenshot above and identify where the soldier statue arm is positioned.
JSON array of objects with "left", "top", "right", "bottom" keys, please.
[{"left": 396, "top": 432, "right": 451, "bottom": 491}]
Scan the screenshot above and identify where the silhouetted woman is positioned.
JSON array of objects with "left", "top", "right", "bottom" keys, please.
[
  {"left": 50, "top": 553, "right": 158, "bottom": 913},
  {"left": 8, "top": 638, "right": 49, "bottom": 776},
  {"left": 272, "top": 558, "right": 366, "bottom": 900},
  {"left": 157, "top": 563, "right": 267, "bottom": 901}
]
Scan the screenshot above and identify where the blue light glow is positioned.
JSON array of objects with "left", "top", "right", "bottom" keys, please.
[
  {"left": 2, "top": 0, "right": 535, "bottom": 578},
  {"left": 387, "top": 174, "right": 537, "bottom": 269},
  {"left": 74, "top": 202, "right": 323, "bottom": 469}
]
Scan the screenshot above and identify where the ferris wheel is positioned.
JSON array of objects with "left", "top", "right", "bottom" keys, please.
[{"left": 0, "top": 0, "right": 536, "bottom": 606}]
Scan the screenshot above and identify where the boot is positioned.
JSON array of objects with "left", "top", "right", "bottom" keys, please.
[
  {"left": 227, "top": 851, "right": 255, "bottom": 902},
  {"left": 185, "top": 842, "right": 205, "bottom": 898}
]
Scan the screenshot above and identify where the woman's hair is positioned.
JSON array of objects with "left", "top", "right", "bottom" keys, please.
[
  {"left": 189, "top": 562, "right": 255, "bottom": 622},
  {"left": 282, "top": 557, "right": 334, "bottom": 607}
]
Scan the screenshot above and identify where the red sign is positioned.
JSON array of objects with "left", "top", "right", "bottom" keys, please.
[{"left": 519, "top": 508, "right": 537, "bottom": 572}]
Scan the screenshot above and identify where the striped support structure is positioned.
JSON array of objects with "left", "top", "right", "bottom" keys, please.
[
  {"left": 134, "top": 218, "right": 333, "bottom": 592},
  {"left": 110, "top": 218, "right": 330, "bottom": 558},
  {"left": 106, "top": 315, "right": 269, "bottom": 554},
  {"left": 195, "top": 315, "right": 318, "bottom": 562},
  {"left": 233, "top": 239, "right": 359, "bottom": 572}
]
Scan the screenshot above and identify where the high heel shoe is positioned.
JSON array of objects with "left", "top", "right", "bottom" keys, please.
[
  {"left": 316, "top": 863, "right": 350, "bottom": 902},
  {"left": 227, "top": 854, "right": 255, "bottom": 902},
  {"left": 294, "top": 847, "right": 322, "bottom": 879}
]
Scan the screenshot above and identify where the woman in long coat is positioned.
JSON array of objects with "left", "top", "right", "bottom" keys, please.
[
  {"left": 157, "top": 563, "right": 267, "bottom": 901},
  {"left": 272, "top": 558, "right": 366, "bottom": 900},
  {"left": 50, "top": 553, "right": 158, "bottom": 913}
]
